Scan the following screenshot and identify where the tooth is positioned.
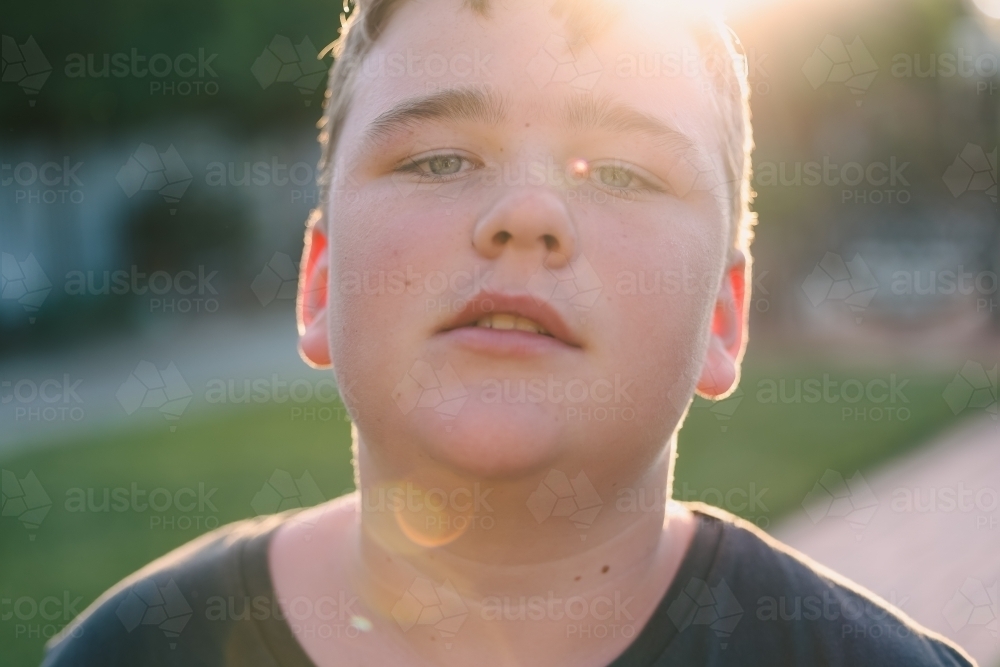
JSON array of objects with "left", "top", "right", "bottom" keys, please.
[
  {"left": 514, "top": 317, "right": 539, "bottom": 333},
  {"left": 491, "top": 313, "right": 517, "bottom": 330}
]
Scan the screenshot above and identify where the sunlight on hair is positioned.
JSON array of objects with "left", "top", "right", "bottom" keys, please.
[{"left": 970, "top": 0, "right": 1000, "bottom": 19}]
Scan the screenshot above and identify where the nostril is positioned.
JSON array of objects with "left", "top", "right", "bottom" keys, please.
[
  {"left": 493, "top": 231, "right": 512, "bottom": 245},
  {"left": 543, "top": 234, "right": 558, "bottom": 252}
]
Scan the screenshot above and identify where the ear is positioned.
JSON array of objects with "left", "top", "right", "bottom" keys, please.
[
  {"left": 297, "top": 210, "right": 332, "bottom": 369},
  {"left": 696, "top": 248, "right": 748, "bottom": 399}
]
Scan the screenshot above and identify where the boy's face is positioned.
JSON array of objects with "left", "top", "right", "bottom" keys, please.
[{"left": 301, "top": 0, "right": 746, "bottom": 482}]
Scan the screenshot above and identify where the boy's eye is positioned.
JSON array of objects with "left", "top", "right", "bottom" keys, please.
[
  {"left": 395, "top": 153, "right": 477, "bottom": 179},
  {"left": 425, "top": 155, "right": 463, "bottom": 175},
  {"left": 590, "top": 161, "right": 665, "bottom": 194},
  {"left": 595, "top": 165, "right": 637, "bottom": 189}
]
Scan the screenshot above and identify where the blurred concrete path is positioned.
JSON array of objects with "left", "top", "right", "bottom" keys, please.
[
  {"left": 774, "top": 414, "right": 1000, "bottom": 667},
  {"left": 0, "top": 308, "right": 330, "bottom": 458}
]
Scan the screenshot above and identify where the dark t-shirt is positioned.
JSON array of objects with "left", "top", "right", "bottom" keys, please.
[{"left": 41, "top": 503, "right": 976, "bottom": 666}]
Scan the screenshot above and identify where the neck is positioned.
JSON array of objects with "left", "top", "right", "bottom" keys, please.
[{"left": 345, "top": 435, "right": 695, "bottom": 666}]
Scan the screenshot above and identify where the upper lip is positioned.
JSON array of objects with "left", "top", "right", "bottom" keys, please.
[{"left": 439, "top": 291, "right": 582, "bottom": 347}]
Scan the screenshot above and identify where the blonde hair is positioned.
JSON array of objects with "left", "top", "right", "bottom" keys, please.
[{"left": 316, "top": 0, "right": 756, "bottom": 248}]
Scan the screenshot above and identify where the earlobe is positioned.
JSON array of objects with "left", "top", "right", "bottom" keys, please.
[
  {"left": 695, "top": 249, "right": 748, "bottom": 399},
  {"left": 297, "top": 211, "right": 332, "bottom": 369}
]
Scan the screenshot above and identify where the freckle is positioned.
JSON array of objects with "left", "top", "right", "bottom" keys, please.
[
  {"left": 525, "top": 123, "right": 530, "bottom": 127},
  {"left": 574, "top": 576, "right": 581, "bottom": 581},
  {"left": 405, "top": 279, "right": 412, "bottom": 286},
  {"left": 602, "top": 565, "right": 610, "bottom": 574}
]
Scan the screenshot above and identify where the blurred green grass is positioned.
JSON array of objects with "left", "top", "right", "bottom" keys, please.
[{"left": 0, "top": 357, "right": 964, "bottom": 666}]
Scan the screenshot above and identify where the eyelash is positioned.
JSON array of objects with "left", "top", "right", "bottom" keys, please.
[
  {"left": 394, "top": 152, "right": 480, "bottom": 181},
  {"left": 393, "top": 153, "right": 668, "bottom": 195},
  {"left": 589, "top": 163, "right": 666, "bottom": 195}
]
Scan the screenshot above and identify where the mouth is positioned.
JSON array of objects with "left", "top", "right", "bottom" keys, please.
[
  {"left": 469, "top": 312, "right": 551, "bottom": 336},
  {"left": 438, "top": 292, "right": 582, "bottom": 351}
]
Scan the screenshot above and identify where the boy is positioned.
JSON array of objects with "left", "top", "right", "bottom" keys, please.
[{"left": 42, "top": 0, "right": 976, "bottom": 665}]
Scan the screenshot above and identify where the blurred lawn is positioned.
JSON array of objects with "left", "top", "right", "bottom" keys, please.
[{"left": 0, "top": 357, "right": 964, "bottom": 666}]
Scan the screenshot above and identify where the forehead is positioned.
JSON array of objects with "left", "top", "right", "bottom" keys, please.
[{"left": 337, "top": 0, "right": 725, "bottom": 166}]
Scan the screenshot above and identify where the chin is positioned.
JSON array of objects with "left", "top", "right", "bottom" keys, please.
[{"left": 412, "top": 400, "right": 568, "bottom": 479}]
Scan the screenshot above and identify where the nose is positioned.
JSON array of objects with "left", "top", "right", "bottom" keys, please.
[{"left": 472, "top": 188, "right": 578, "bottom": 268}]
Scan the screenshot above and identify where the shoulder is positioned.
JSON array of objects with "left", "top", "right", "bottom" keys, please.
[
  {"left": 678, "top": 502, "right": 977, "bottom": 667},
  {"left": 41, "top": 510, "right": 299, "bottom": 667}
]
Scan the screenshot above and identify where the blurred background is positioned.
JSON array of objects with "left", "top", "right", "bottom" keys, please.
[{"left": 1, "top": 0, "right": 997, "bottom": 664}]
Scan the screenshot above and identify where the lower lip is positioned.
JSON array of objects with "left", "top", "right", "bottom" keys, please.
[{"left": 437, "top": 326, "right": 577, "bottom": 356}]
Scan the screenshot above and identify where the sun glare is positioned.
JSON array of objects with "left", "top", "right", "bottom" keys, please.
[{"left": 971, "top": 0, "right": 1000, "bottom": 19}]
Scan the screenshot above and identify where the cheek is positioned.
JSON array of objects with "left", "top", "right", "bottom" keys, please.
[
  {"left": 597, "top": 220, "right": 722, "bottom": 398},
  {"left": 326, "top": 195, "right": 396, "bottom": 346},
  {"left": 324, "top": 190, "right": 465, "bottom": 398}
]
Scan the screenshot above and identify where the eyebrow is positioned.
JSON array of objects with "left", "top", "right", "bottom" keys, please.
[
  {"left": 356, "top": 86, "right": 701, "bottom": 160},
  {"left": 559, "top": 92, "right": 700, "bottom": 156},
  {"left": 359, "top": 86, "right": 509, "bottom": 154}
]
